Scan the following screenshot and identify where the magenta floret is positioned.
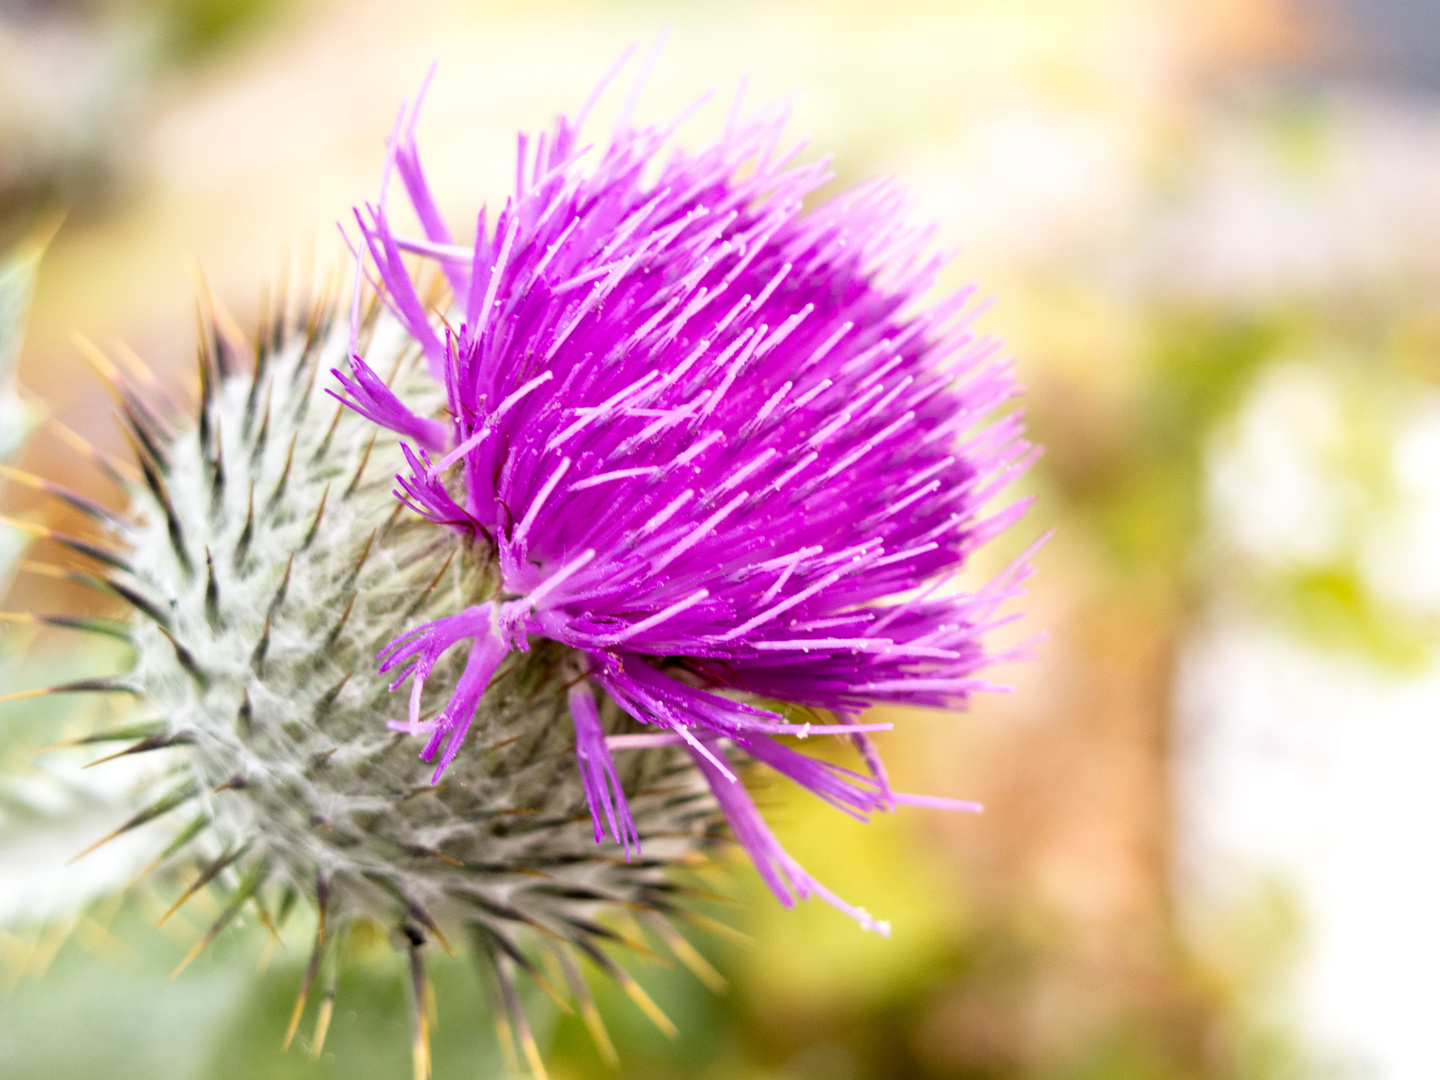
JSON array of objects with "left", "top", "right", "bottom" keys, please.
[{"left": 336, "top": 73, "right": 1040, "bottom": 932}]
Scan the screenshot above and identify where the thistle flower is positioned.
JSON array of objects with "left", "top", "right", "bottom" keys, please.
[
  {"left": 341, "top": 70, "right": 1038, "bottom": 929},
  {"left": 9, "top": 67, "right": 1037, "bottom": 1075}
]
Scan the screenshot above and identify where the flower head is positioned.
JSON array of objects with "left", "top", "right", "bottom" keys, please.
[
  {"left": 15, "top": 65, "right": 1038, "bottom": 1073},
  {"left": 340, "top": 72, "right": 1038, "bottom": 932}
]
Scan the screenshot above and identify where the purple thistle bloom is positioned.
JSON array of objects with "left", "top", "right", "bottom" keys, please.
[{"left": 336, "top": 71, "right": 1039, "bottom": 933}]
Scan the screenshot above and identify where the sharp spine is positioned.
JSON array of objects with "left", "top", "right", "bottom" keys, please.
[
  {"left": 0, "top": 678, "right": 139, "bottom": 704},
  {"left": 208, "top": 427, "right": 225, "bottom": 518},
  {"left": 250, "top": 381, "right": 273, "bottom": 463},
  {"left": 132, "top": 447, "right": 191, "bottom": 578},
  {"left": 301, "top": 484, "right": 330, "bottom": 550},
  {"left": 311, "top": 927, "right": 342, "bottom": 1059},
  {"left": 100, "top": 574, "right": 170, "bottom": 628},
  {"left": 268, "top": 554, "right": 294, "bottom": 617},
  {"left": 324, "top": 592, "right": 357, "bottom": 651},
  {"left": 555, "top": 944, "right": 619, "bottom": 1068},
  {"left": 283, "top": 875, "right": 330, "bottom": 1052},
  {"left": 0, "top": 612, "right": 130, "bottom": 641},
  {"left": 46, "top": 418, "right": 139, "bottom": 485},
  {"left": 266, "top": 433, "right": 297, "bottom": 514},
  {"left": 0, "top": 464, "right": 131, "bottom": 530},
  {"left": 82, "top": 731, "right": 195, "bottom": 768},
  {"left": 204, "top": 548, "right": 222, "bottom": 629},
  {"left": 42, "top": 719, "right": 168, "bottom": 748},
  {"left": 156, "top": 841, "right": 252, "bottom": 926},
  {"left": 70, "top": 778, "right": 200, "bottom": 863},
  {"left": 470, "top": 923, "right": 569, "bottom": 1013},
  {"left": 310, "top": 404, "right": 343, "bottom": 464},
  {"left": 158, "top": 627, "right": 207, "bottom": 687},
  {"left": 126, "top": 811, "right": 211, "bottom": 889},
  {"left": 0, "top": 516, "right": 130, "bottom": 573},
  {"left": 236, "top": 689, "right": 254, "bottom": 736},
  {"left": 171, "top": 855, "right": 272, "bottom": 979},
  {"left": 233, "top": 483, "right": 255, "bottom": 571},
  {"left": 119, "top": 403, "right": 170, "bottom": 475},
  {"left": 312, "top": 670, "right": 352, "bottom": 719},
  {"left": 405, "top": 931, "right": 433, "bottom": 1080},
  {"left": 251, "top": 612, "right": 271, "bottom": 675},
  {"left": 342, "top": 434, "right": 377, "bottom": 499}
]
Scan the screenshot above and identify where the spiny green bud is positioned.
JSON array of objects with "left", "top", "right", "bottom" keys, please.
[{"left": 61, "top": 293, "right": 720, "bottom": 1069}]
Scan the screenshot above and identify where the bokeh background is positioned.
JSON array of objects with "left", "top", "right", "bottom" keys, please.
[{"left": 3, "top": 1, "right": 1439, "bottom": 1078}]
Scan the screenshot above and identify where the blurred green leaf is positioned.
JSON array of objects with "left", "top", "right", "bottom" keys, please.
[
  {"left": 0, "top": 900, "right": 513, "bottom": 1080},
  {"left": 0, "top": 219, "right": 59, "bottom": 592},
  {"left": 1062, "top": 307, "right": 1292, "bottom": 578},
  {"left": 155, "top": 0, "right": 294, "bottom": 60},
  {"left": 1268, "top": 565, "right": 1434, "bottom": 670},
  {"left": 0, "top": 222, "right": 52, "bottom": 459}
]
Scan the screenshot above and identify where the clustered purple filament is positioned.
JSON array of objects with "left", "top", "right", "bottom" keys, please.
[{"left": 335, "top": 75, "right": 1037, "bottom": 932}]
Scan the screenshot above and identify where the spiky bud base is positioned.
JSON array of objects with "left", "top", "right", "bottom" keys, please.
[{"left": 70, "top": 295, "right": 722, "bottom": 1067}]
